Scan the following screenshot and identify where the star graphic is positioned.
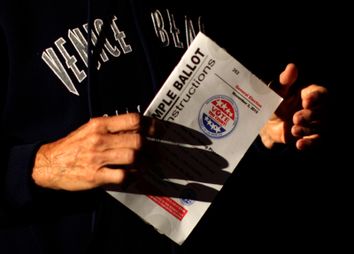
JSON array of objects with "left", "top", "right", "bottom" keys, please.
[
  {"left": 213, "top": 125, "right": 221, "bottom": 133},
  {"left": 207, "top": 119, "right": 213, "bottom": 127},
  {"left": 216, "top": 99, "right": 223, "bottom": 107},
  {"left": 225, "top": 108, "right": 233, "bottom": 117}
]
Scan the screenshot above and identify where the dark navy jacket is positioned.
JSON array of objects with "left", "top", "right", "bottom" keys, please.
[{"left": 0, "top": 0, "right": 342, "bottom": 253}]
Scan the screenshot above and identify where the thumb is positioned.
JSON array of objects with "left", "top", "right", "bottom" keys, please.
[{"left": 277, "top": 63, "right": 298, "bottom": 98}]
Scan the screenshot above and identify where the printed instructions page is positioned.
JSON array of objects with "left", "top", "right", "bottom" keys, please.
[{"left": 107, "top": 32, "right": 283, "bottom": 245}]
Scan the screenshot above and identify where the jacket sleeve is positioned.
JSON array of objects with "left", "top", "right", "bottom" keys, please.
[
  {"left": 3, "top": 144, "right": 42, "bottom": 209},
  {"left": 1, "top": 25, "right": 39, "bottom": 211}
]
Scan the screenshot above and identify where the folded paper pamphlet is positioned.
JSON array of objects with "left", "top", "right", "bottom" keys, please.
[{"left": 107, "top": 32, "right": 282, "bottom": 244}]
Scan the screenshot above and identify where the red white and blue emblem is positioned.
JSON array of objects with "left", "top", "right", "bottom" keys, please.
[{"left": 198, "top": 95, "right": 238, "bottom": 138}]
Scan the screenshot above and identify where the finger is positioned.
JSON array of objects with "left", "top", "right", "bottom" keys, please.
[
  {"left": 291, "top": 125, "right": 320, "bottom": 138},
  {"left": 95, "top": 168, "right": 130, "bottom": 185},
  {"left": 277, "top": 63, "right": 298, "bottom": 97},
  {"left": 92, "top": 113, "right": 142, "bottom": 133},
  {"left": 142, "top": 116, "right": 212, "bottom": 145},
  {"left": 296, "top": 135, "right": 320, "bottom": 151},
  {"left": 105, "top": 133, "right": 143, "bottom": 150},
  {"left": 293, "top": 109, "right": 320, "bottom": 126},
  {"left": 99, "top": 148, "right": 137, "bottom": 166},
  {"left": 280, "top": 63, "right": 298, "bottom": 86},
  {"left": 301, "top": 85, "right": 329, "bottom": 109}
]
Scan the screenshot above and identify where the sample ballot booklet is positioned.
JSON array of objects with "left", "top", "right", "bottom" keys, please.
[{"left": 107, "top": 32, "right": 283, "bottom": 244}]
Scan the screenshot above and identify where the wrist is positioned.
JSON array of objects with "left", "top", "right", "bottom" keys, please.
[{"left": 32, "top": 144, "right": 55, "bottom": 189}]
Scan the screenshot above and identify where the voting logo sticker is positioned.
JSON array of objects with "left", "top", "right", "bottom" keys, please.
[{"left": 198, "top": 95, "right": 238, "bottom": 138}]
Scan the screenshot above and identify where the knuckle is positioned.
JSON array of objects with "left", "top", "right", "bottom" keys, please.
[
  {"left": 88, "top": 118, "right": 104, "bottom": 132},
  {"left": 82, "top": 151, "right": 101, "bottom": 166},
  {"left": 88, "top": 134, "right": 103, "bottom": 146},
  {"left": 128, "top": 113, "right": 141, "bottom": 129},
  {"left": 87, "top": 152, "right": 99, "bottom": 164},
  {"left": 134, "top": 134, "right": 143, "bottom": 149}
]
